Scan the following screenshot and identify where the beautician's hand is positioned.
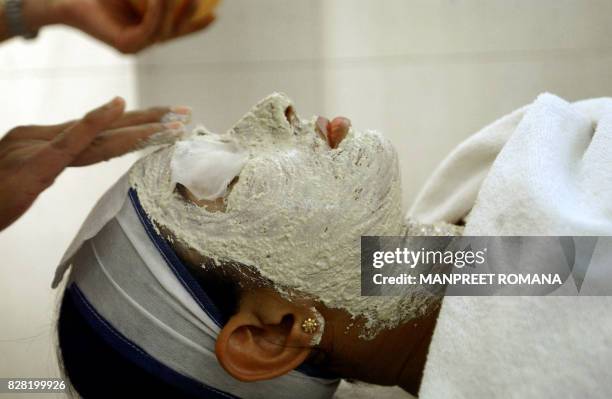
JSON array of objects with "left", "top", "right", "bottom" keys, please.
[
  {"left": 0, "top": 97, "right": 187, "bottom": 231},
  {"left": 20, "top": 0, "right": 217, "bottom": 53}
]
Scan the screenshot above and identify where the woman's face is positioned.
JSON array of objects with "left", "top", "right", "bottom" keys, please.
[{"left": 131, "top": 93, "right": 406, "bottom": 336}]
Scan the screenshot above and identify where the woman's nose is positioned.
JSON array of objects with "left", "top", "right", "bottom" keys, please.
[{"left": 316, "top": 116, "right": 352, "bottom": 149}]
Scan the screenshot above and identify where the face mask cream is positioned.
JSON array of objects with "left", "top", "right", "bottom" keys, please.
[{"left": 131, "top": 93, "right": 441, "bottom": 337}]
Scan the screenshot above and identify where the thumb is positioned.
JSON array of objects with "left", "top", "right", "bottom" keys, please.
[{"left": 115, "top": 1, "right": 164, "bottom": 53}]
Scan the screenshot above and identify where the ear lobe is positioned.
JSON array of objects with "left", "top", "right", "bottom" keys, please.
[{"left": 216, "top": 312, "right": 312, "bottom": 382}]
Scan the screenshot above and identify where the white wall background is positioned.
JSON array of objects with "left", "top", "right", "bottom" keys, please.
[
  {"left": 1, "top": 1, "right": 612, "bottom": 397},
  {"left": 137, "top": 0, "right": 612, "bottom": 211}
]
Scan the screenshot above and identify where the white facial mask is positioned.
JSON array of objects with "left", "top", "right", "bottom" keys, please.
[
  {"left": 170, "top": 131, "right": 247, "bottom": 201},
  {"left": 131, "top": 93, "right": 432, "bottom": 337}
]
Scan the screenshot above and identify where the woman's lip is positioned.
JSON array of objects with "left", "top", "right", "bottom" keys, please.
[
  {"left": 315, "top": 117, "right": 330, "bottom": 142},
  {"left": 315, "top": 116, "right": 352, "bottom": 148},
  {"left": 328, "top": 117, "right": 352, "bottom": 148}
]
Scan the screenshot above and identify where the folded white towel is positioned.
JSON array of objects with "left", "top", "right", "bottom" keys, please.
[
  {"left": 411, "top": 93, "right": 612, "bottom": 234},
  {"left": 410, "top": 94, "right": 612, "bottom": 398}
]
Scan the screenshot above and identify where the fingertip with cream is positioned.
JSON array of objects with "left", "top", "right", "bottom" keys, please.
[{"left": 162, "top": 106, "right": 193, "bottom": 124}]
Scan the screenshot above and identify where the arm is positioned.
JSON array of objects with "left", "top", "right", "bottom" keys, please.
[
  {"left": 0, "top": 98, "right": 190, "bottom": 231},
  {"left": 0, "top": 0, "right": 217, "bottom": 53},
  {"left": 0, "top": 0, "right": 56, "bottom": 42}
]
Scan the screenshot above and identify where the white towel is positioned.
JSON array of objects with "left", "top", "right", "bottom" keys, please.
[{"left": 410, "top": 94, "right": 612, "bottom": 398}]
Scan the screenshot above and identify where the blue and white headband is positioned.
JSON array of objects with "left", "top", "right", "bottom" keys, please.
[{"left": 52, "top": 175, "right": 340, "bottom": 399}]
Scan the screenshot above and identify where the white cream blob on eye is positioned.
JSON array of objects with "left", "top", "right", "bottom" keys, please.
[
  {"left": 130, "top": 92, "right": 437, "bottom": 339},
  {"left": 170, "top": 132, "right": 247, "bottom": 201}
]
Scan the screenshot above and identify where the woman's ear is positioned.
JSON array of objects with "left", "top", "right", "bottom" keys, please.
[{"left": 215, "top": 288, "right": 316, "bottom": 382}]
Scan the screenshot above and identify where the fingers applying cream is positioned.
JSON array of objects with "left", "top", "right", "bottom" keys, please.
[
  {"left": 138, "top": 121, "right": 186, "bottom": 149},
  {"left": 162, "top": 106, "right": 192, "bottom": 124},
  {"left": 139, "top": 106, "right": 193, "bottom": 149}
]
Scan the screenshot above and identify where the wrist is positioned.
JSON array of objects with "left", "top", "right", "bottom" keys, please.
[{"left": 21, "top": 0, "right": 63, "bottom": 31}]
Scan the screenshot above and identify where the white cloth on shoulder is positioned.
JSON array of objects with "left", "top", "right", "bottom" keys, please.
[{"left": 410, "top": 94, "right": 612, "bottom": 398}]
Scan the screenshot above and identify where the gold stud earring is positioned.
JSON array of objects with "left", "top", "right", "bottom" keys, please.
[{"left": 301, "top": 317, "right": 319, "bottom": 334}]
